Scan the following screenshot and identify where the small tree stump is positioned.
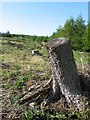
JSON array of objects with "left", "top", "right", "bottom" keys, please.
[{"left": 46, "top": 38, "right": 86, "bottom": 111}]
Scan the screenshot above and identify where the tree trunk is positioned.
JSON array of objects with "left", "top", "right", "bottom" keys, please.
[{"left": 46, "top": 38, "right": 85, "bottom": 111}]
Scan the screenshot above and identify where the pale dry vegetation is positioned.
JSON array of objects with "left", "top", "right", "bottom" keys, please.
[{"left": 1, "top": 37, "right": 90, "bottom": 119}]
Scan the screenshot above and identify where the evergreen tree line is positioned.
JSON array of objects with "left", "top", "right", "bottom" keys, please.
[
  {"left": 0, "top": 15, "right": 89, "bottom": 52},
  {"left": 0, "top": 32, "right": 48, "bottom": 42},
  {"left": 49, "top": 15, "right": 90, "bottom": 52}
]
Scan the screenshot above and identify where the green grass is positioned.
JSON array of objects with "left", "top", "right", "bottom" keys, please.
[
  {"left": 73, "top": 51, "right": 90, "bottom": 67},
  {"left": 1, "top": 37, "right": 90, "bottom": 119},
  {"left": 1, "top": 37, "right": 90, "bottom": 90},
  {"left": 21, "top": 107, "right": 90, "bottom": 120},
  {"left": 1, "top": 37, "right": 51, "bottom": 91}
]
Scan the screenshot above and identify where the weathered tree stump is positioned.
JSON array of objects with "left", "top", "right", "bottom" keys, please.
[{"left": 46, "top": 38, "right": 86, "bottom": 111}]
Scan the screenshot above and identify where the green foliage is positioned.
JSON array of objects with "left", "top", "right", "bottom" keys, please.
[
  {"left": 72, "top": 15, "right": 86, "bottom": 50},
  {"left": 1, "top": 21, "right": 90, "bottom": 118},
  {"left": 2, "top": 69, "right": 10, "bottom": 80},
  {"left": 21, "top": 107, "right": 47, "bottom": 120},
  {"left": 21, "top": 107, "right": 68, "bottom": 120},
  {"left": 63, "top": 17, "right": 75, "bottom": 40},
  {"left": 73, "top": 51, "right": 90, "bottom": 66},
  {"left": 1, "top": 15, "right": 89, "bottom": 52},
  {"left": 1, "top": 32, "right": 48, "bottom": 42},
  {"left": 50, "top": 15, "right": 89, "bottom": 52},
  {"left": 1, "top": 30, "right": 12, "bottom": 37},
  {"left": 82, "top": 24, "right": 90, "bottom": 52},
  {"left": 80, "top": 109, "right": 90, "bottom": 120},
  {"left": 69, "top": 108, "right": 90, "bottom": 120},
  {"left": 21, "top": 107, "right": 90, "bottom": 120},
  {"left": 15, "top": 75, "right": 28, "bottom": 89}
]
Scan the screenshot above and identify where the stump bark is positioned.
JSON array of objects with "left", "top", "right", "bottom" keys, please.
[{"left": 46, "top": 38, "right": 85, "bottom": 111}]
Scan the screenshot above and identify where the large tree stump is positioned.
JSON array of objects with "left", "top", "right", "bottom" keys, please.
[{"left": 46, "top": 38, "right": 86, "bottom": 111}]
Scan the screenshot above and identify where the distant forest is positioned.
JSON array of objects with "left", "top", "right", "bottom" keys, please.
[{"left": 1, "top": 15, "right": 90, "bottom": 52}]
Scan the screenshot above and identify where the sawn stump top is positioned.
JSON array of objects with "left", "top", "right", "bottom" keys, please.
[{"left": 46, "top": 38, "right": 69, "bottom": 49}]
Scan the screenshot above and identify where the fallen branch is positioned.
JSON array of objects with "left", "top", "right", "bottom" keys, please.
[{"left": 19, "top": 79, "right": 52, "bottom": 105}]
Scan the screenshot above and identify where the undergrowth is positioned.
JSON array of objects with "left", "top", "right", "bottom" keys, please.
[
  {"left": 21, "top": 106, "right": 90, "bottom": 120},
  {"left": 1, "top": 37, "right": 90, "bottom": 119}
]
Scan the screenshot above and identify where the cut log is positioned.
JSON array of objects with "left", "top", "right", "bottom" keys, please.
[{"left": 46, "top": 38, "right": 86, "bottom": 111}]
